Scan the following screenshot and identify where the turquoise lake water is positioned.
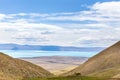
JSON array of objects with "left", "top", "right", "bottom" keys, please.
[{"left": 0, "top": 50, "right": 99, "bottom": 58}]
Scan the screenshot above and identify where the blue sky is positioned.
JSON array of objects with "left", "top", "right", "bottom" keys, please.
[
  {"left": 0, "top": 0, "right": 120, "bottom": 47},
  {"left": 0, "top": 0, "right": 118, "bottom": 13}
]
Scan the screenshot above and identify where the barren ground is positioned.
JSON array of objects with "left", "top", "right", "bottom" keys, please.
[{"left": 21, "top": 56, "right": 88, "bottom": 75}]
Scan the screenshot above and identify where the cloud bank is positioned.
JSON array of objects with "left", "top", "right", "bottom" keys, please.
[{"left": 0, "top": 1, "right": 120, "bottom": 47}]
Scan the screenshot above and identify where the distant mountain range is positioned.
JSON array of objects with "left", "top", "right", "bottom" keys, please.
[{"left": 0, "top": 44, "right": 104, "bottom": 52}]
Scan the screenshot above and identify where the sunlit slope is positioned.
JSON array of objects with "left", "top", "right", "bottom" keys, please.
[
  {"left": 64, "top": 41, "right": 120, "bottom": 78},
  {"left": 0, "top": 52, "right": 53, "bottom": 80}
]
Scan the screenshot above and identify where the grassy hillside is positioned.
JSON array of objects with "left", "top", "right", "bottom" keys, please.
[
  {"left": 0, "top": 52, "right": 53, "bottom": 80},
  {"left": 63, "top": 41, "right": 120, "bottom": 78},
  {"left": 23, "top": 76, "right": 104, "bottom": 80}
]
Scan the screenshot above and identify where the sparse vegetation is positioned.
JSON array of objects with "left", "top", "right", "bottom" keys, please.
[
  {"left": 64, "top": 41, "right": 120, "bottom": 78},
  {"left": 23, "top": 76, "right": 104, "bottom": 80},
  {"left": 74, "top": 72, "right": 81, "bottom": 76},
  {"left": 1, "top": 41, "right": 120, "bottom": 80},
  {"left": 0, "top": 52, "right": 53, "bottom": 80}
]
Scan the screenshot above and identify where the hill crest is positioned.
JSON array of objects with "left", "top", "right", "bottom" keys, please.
[{"left": 64, "top": 41, "right": 120, "bottom": 78}]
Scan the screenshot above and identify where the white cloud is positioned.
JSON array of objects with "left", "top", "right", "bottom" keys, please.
[
  {"left": 0, "top": 21, "right": 69, "bottom": 46},
  {"left": 0, "top": 14, "right": 6, "bottom": 20},
  {"left": 0, "top": 1, "right": 120, "bottom": 47},
  {"left": 92, "top": 1, "right": 120, "bottom": 13},
  {"left": 42, "top": 1, "right": 120, "bottom": 22}
]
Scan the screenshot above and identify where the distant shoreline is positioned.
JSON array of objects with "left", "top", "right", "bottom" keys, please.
[
  {"left": 19, "top": 55, "right": 89, "bottom": 59},
  {"left": 0, "top": 50, "right": 97, "bottom": 58}
]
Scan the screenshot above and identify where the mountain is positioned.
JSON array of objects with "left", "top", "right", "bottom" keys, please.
[
  {"left": 0, "top": 44, "right": 104, "bottom": 52},
  {"left": 0, "top": 52, "right": 53, "bottom": 80},
  {"left": 64, "top": 41, "right": 120, "bottom": 78}
]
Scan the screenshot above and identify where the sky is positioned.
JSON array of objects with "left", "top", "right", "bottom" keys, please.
[{"left": 0, "top": 0, "right": 120, "bottom": 47}]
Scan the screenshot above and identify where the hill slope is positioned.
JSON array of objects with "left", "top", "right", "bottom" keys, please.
[
  {"left": 23, "top": 76, "right": 104, "bottom": 80},
  {"left": 0, "top": 52, "right": 53, "bottom": 80},
  {"left": 64, "top": 41, "right": 120, "bottom": 78}
]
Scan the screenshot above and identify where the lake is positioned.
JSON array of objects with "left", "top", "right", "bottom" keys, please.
[{"left": 0, "top": 50, "right": 99, "bottom": 58}]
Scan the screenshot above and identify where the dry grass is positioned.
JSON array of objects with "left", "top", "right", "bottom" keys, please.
[
  {"left": 52, "top": 66, "right": 77, "bottom": 76},
  {"left": 64, "top": 41, "right": 120, "bottom": 78},
  {"left": 0, "top": 52, "right": 53, "bottom": 80}
]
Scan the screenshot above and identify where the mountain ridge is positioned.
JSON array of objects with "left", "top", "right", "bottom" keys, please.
[{"left": 63, "top": 41, "right": 120, "bottom": 78}]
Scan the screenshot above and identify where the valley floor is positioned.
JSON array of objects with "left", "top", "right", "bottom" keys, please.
[{"left": 21, "top": 56, "right": 88, "bottom": 75}]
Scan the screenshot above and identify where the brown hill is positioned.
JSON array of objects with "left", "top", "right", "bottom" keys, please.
[
  {"left": 64, "top": 41, "right": 120, "bottom": 78},
  {"left": 0, "top": 52, "right": 53, "bottom": 80}
]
